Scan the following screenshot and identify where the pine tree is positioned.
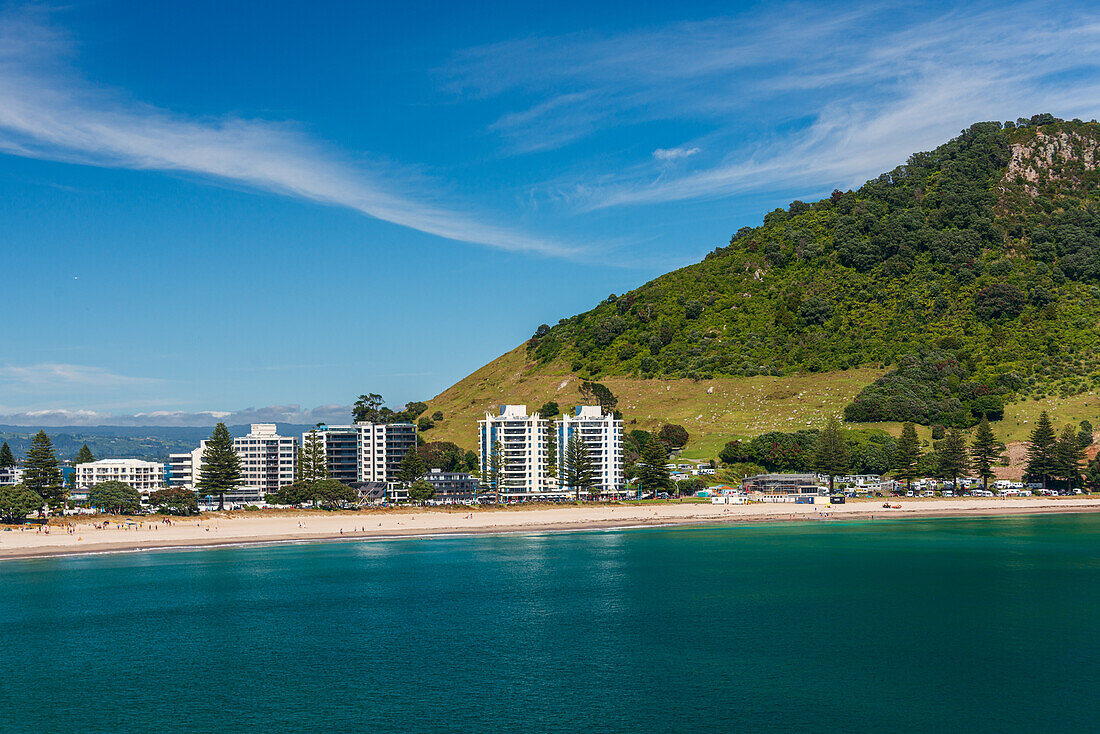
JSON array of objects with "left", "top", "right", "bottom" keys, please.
[
  {"left": 196, "top": 423, "right": 242, "bottom": 510},
  {"left": 396, "top": 448, "right": 427, "bottom": 486},
  {"left": 968, "top": 415, "right": 1005, "bottom": 491},
  {"left": 298, "top": 427, "right": 328, "bottom": 484},
  {"left": 893, "top": 422, "right": 922, "bottom": 493},
  {"left": 73, "top": 444, "right": 95, "bottom": 466},
  {"left": 24, "top": 430, "right": 64, "bottom": 508},
  {"left": 812, "top": 417, "right": 850, "bottom": 492},
  {"left": 937, "top": 427, "right": 970, "bottom": 493},
  {"left": 562, "top": 433, "right": 598, "bottom": 502},
  {"left": 1025, "top": 411, "right": 1058, "bottom": 490},
  {"left": 0, "top": 442, "right": 14, "bottom": 469},
  {"left": 1055, "top": 424, "right": 1085, "bottom": 490},
  {"left": 546, "top": 426, "right": 558, "bottom": 478},
  {"left": 637, "top": 437, "right": 671, "bottom": 496},
  {"left": 486, "top": 440, "right": 505, "bottom": 503},
  {"left": 1078, "top": 420, "right": 1095, "bottom": 450}
]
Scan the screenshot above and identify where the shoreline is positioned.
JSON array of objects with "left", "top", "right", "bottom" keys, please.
[{"left": 3, "top": 497, "right": 1100, "bottom": 561}]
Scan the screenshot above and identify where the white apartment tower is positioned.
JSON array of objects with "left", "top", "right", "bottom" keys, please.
[
  {"left": 557, "top": 406, "right": 624, "bottom": 495},
  {"left": 478, "top": 405, "right": 553, "bottom": 495},
  {"left": 75, "top": 458, "right": 165, "bottom": 492},
  {"left": 173, "top": 424, "right": 297, "bottom": 495},
  {"left": 309, "top": 422, "right": 418, "bottom": 484}
]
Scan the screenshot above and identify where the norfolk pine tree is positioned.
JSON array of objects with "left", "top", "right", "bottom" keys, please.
[
  {"left": 24, "top": 430, "right": 64, "bottom": 509},
  {"left": 396, "top": 448, "right": 427, "bottom": 487},
  {"left": 73, "top": 444, "right": 95, "bottom": 465},
  {"left": 1055, "top": 424, "right": 1085, "bottom": 490},
  {"left": 1025, "top": 411, "right": 1058, "bottom": 490},
  {"left": 196, "top": 422, "right": 242, "bottom": 510},
  {"left": 546, "top": 427, "right": 558, "bottom": 478},
  {"left": 968, "top": 416, "right": 1005, "bottom": 491},
  {"left": 0, "top": 442, "right": 14, "bottom": 469},
  {"left": 563, "top": 433, "right": 598, "bottom": 502},
  {"left": 937, "top": 427, "right": 970, "bottom": 493},
  {"left": 812, "top": 417, "right": 850, "bottom": 493},
  {"left": 298, "top": 426, "right": 329, "bottom": 484},
  {"left": 638, "top": 437, "right": 671, "bottom": 496},
  {"left": 893, "top": 422, "right": 922, "bottom": 494}
]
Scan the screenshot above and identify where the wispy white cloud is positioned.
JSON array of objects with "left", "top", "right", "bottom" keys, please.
[
  {"left": 0, "top": 7, "right": 576, "bottom": 257},
  {"left": 0, "top": 363, "right": 161, "bottom": 388},
  {"left": 653, "top": 147, "right": 700, "bottom": 161},
  {"left": 445, "top": 2, "right": 1100, "bottom": 209}
]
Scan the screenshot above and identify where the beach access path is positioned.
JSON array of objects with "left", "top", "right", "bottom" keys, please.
[{"left": 3, "top": 496, "right": 1100, "bottom": 560}]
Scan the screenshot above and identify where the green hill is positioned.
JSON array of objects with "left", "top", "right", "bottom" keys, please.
[{"left": 426, "top": 115, "right": 1100, "bottom": 452}]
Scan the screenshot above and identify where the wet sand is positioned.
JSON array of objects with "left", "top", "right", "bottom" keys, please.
[{"left": 3, "top": 496, "right": 1099, "bottom": 560}]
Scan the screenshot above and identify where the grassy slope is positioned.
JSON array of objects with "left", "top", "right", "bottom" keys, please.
[
  {"left": 424, "top": 344, "right": 884, "bottom": 459},
  {"left": 423, "top": 345, "right": 1098, "bottom": 461}
]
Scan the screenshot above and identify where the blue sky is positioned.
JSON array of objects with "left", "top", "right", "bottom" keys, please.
[{"left": 2, "top": 0, "right": 1099, "bottom": 425}]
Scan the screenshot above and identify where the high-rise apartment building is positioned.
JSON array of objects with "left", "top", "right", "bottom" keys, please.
[
  {"left": 309, "top": 422, "right": 418, "bottom": 485},
  {"left": 556, "top": 405, "right": 624, "bottom": 495},
  {"left": 478, "top": 405, "right": 553, "bottom": 494}
]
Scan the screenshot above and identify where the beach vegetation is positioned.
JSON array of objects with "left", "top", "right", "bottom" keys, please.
[
  {"left": 637, "top": 437, "right": 671, "bottom": 492},
  {"left": 968, "top": 416, "right": 1005, "bottom": 491},
  {"left": 73, "top": 444, "right": 95, "bottom": 465},
  {"left": 893, "top": 422, "right": 923, "bottom": 493},
  {"left": 298, "top": 426, "right": 329, "bottom": 484},
  {"left": 408, "top": 480, "right": 435, "bottom": 503},
  {"left": 813, "top": 418, "right": 850, "bottom": 492},
  {"left": 148, "top": 487, "right": 199, "bottom": 516},
  {"left": 1025, "top": 411, "right": 1058, "bottom": 489},
  {"left": 562, "top": 433, "right": 598, "bottom": 501},
  {"left": 0, "top": 483, "right": 42, "bottom": 523},
  {"left": 24, "top": 430, "right": 65, "bottom": 509},
  {"left": 88, "top": 481, "right": 142, "bottom": 514},
  {"left": 196, "top": 422, "right": 242, "bottom": 511}
]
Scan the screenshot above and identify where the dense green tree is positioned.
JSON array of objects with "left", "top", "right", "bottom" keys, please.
[
  {"left": 463, "top": 450, "right": 478, "bottom": 474},
  {"left": 314, "top": 478, "right": 358, "bottom": 508},
  {"left": 88, "top": 481, "right": 142, "bottom": 514},
  {"left": 546, "top": 428, "right": 558, "bottom": 478},
  {"left": 148, "top": 487, "right": 199, "bottom": 516},
  {"left": 936, "top": 427, "right": 970, "bottom": 492},
  {"left": 352, "top": 393, "right": 386, "bottom": 423},
  {"left": 196, "top": 423, "right": 242, "bottom": 510},
  {"left": 24, "top": 431, "right": 64, "bottom": 508},
  {"left": 579, "top": 381, "right": 617, "bottom": 413},
  {"left": 1055, "top": 424, "right": 1085, "bottom": 490},
  {"left": 0, "top": 442, "right": 14, "bottom": 469},
  {"left": 0, "top": 484, "right": 42, "bottom": 523},
  {"left": 431, "top": 411, "right": 443, "bottom": 422},
  {"left": 968, "top": 416, "right": 1005, "bottom": 491},
  {"left": 484, "top": 440, "right": 504, "bottom": 496},
  {"left": 812, "top": 418, "right": 850, "bottom": 492},
  {"left": 396, "top": 448, "right": 427, "bottom": 485},
  {"left": 1085, "top": 455, "right": 1100, "bottom": 492},
  {"left": 1025, "top": 411, "right": 1058, "bottom": 489},
  {"left": 1078, "top": 420, "right": 1094, "bottom": 450},
  {"left": 298, "top": 426, "right": 328, "bottom": 484},
  {"left": 658, "top": 424, "right": 690, "bottom": 449},
  {"left": 893, "top": 422, "right": 923, "bottom": 493},
  {"left": 417, "top": 441, "right": 467, "bottom": 472},
  {"left": 73, "top": 444, "right": 95, "bottom": 466},
  {"left": 562, "top": 434, "right": 598, "bottom": 502},
  {"left": 637, "top": 437, "right": 671, "bottom": 494},
  {"left": 408, "top": 480, "right": 435, "bottom": 503},
  {"left": 537, "top": 401, "right": 560, "bottom": 418}
]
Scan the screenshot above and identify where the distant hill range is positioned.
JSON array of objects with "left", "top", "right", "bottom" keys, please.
[
  {"left": 0, "top": 424, "right": 317, "bottom": 463},
  {"left": 423, "top": 115, "right": 1100, "bottom": 455}
]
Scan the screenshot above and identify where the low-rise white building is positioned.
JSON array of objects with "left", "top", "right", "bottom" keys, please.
[{"left": 76, "top": 459, "right": 164, "bottom": 492}]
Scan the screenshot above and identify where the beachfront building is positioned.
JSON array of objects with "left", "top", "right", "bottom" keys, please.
[
  {"left": 422, "top": 468, "right": 479, "bottom": 503},
  {"left": 309, "top": 422, "right": 418, "bottom": 485},
  {"left": 556, "top": 405, "right": 625, "bottom": 495},
  {"left": 75, "top": 458, "right": 165, "bottom": 492},
  {"left": 478, "top": 405, "right": 554, "bottom": 495},
  {"left": 173, "top": 424, "right": 298, "bottom": 504},
  {"left": 0, "top": 465, "right": 25, "bottom": 486},
  {"left": 741, "top": 473, "right": 822, "bottom": 495}
]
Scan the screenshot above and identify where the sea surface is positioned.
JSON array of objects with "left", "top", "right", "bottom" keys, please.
[{"left": 2, "top": 514, "right": 1098, "bottom": 733}]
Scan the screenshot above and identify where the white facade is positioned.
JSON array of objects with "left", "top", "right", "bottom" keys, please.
[
  {"left": 478, "top": 405, "right": 553, "bottom": 494},
  {"left": 76, "top": 458, "right": 164, "bottom": 492},
  {"left": 0, "top": 465, "right": 25, "bottom": 486},
  {"left": 556, "top": 405, "right": 624, "bottom": 494},
  {"left": 180, "top": 424, "right": 297, "bottom": 495},
  {"left": 310, "top": 422, "right": 418, "bottom": 485}
]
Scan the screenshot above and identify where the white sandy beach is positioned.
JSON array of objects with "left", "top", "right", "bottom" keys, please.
[{"left": 3, "top": 497, "right": 1100, "bottom": 559}]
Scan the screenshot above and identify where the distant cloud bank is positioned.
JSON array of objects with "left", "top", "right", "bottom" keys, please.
[{"left": 0, "top": 404, "right": 352, "bottom": 428}]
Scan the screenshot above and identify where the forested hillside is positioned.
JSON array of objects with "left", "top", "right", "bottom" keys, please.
[{"left": 525, "top": 115, "right": 1100, "bottom": 427}]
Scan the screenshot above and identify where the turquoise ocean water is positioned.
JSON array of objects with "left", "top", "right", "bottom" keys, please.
[{"left": 2, "top": 513, "right": 1098, "bottom": 732}]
